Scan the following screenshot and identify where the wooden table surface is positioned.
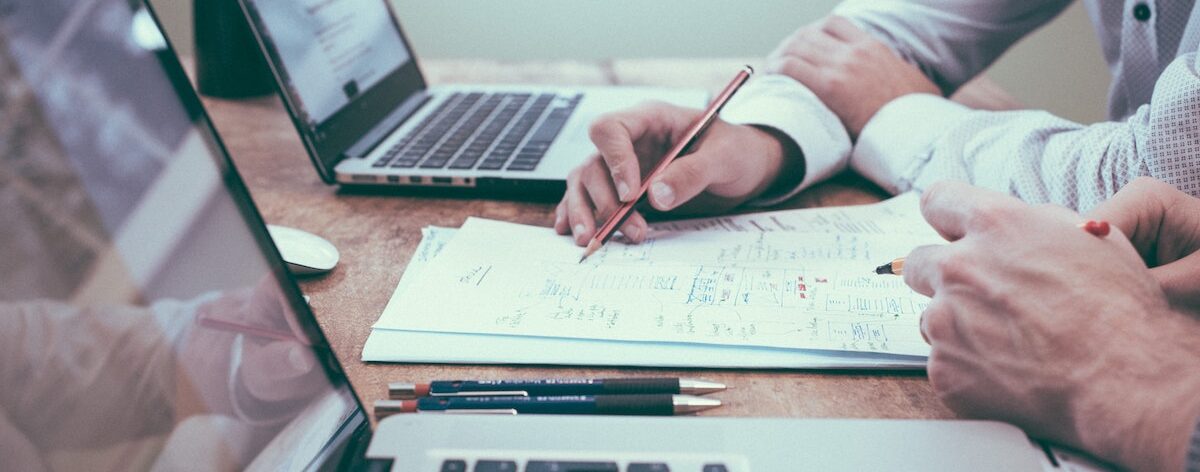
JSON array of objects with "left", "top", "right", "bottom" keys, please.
[{"left": 199, "top": 59, "right": 1017, "bottom": 422}]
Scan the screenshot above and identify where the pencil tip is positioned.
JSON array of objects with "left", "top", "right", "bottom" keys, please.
[
  {"left": 874, "top": 263, "right": 892, "bottom": 275},
  {"left": 577, "top": 240, "right": 600, "bottom": 264}
]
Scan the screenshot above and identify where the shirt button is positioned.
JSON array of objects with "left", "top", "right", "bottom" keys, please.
[{"left": 1133, "top": 3, "right": 1151, "bottom": 22}]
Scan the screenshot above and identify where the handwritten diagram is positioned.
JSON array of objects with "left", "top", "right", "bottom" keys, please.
[{"left": 376, "top": 197, "right": 943, "bottom": 357}]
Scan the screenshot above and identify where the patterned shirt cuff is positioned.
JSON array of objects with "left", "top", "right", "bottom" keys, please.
[{"left": 851, "top": 93, "right": 971, "bottom": 194}]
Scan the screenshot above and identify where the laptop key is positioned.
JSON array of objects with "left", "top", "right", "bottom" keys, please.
[
  {"left": 473, "top": 460, "right": 517, "bottom": 472},
  {"left": 524, "top": 460, "right": 619, "bottom": 472},
  {"left": 478, "top": 155, "right": 511, "bottom": 170},
  {"left": 626, "top": 464, "right": 670, "bottom": 472},
  {"left": 448, "top": 154, "right": 483, "bottom": 169},
  {"left": 440, "top": 459, "right": 468, "bottom": 472}
]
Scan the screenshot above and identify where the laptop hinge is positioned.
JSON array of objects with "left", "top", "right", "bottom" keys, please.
[{"left": 345, "top": 91, "right": 431, "bottom": 159}]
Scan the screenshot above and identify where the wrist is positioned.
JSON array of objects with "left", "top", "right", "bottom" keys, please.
[
  {"left": 1077, "top": 341, "right": 1200, "bottom": 471},
  {"left": 746, "top": 124, "right": 804, "bottom": 202}
]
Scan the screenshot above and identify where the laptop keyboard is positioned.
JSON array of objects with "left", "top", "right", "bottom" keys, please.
[
  {"left": 439, "top": 459, "right": 731, "bottom": 472},
  {"left": 372, "top": 91, "right": 582, "bottom": 172}
]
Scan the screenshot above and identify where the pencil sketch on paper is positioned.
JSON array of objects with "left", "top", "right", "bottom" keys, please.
[{"left": 374, "top": 194, "right": 941, "bottom": 356}]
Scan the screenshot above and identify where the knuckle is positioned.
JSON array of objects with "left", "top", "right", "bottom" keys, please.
[
  {"left": 935, "top": 250, "right": 974, "bottom": 285},
  {"left": 923, "top": 305, "right": 952, "bottom": 342},
  {"left": 921, "top": 181, "right": 953, "bottom": 207},
  {"left": 966, "top": 201, "right": 1016, "bottom": 233},
  {"left": 676, "top": 161, "right": 706, "bottom": 186},
  {"left": 848, "top": 44, "right": 872, "bottom": 62},
  {"left": 587, "top": 118, "right": 618, "bottom": 143},
  {"left": 821, "top": 73, "right": 846, "bottom": 92},
  {"left": 777, "top": 57, "right": 804, "bottom": 78},
  {"left": 925, "top": 351, "right": 951, "bottom": 394}
]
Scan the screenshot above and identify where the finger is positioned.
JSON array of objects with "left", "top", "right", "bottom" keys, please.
[
  {"left": 240, "top": 341, "right": 324, "bottom": 402},
  {"left": 243, "top": 278, "right": 298, "bottom": 334},
  {"left": 554, "top": 200, "right": 569, "bottom": 234},
  {"left": 589, "top": 106, "right": 684, "bottom": 202},
  {"left": 582, "top": 162, "right": 624, "bottom": 224},
  {"left": 619, "top": 211, "right": 650, "bottom": 244},
  {"left": 1150, "top": 251, "right": 1200, "bottom": 308},
  {"left": 792, "top": 28, "right": 846, "bottom": 65},
  {"left": 564, "top": 169, "right": 598, "bottom": 245},
  {"left": 902, "top": 244, "right": 951, "bottom": 297},
  {"left": 1085, "top": 178, "right": 1165, "bottom": 259},
  {"left": 822, "top": 16, "right": 870, "bottom": 42},
  {"left": 920, "top": 299, "right": 956, "bottom": 344},
  {"left": 919, "top": 181, "right": 1019, "bottom": 242},
  {"left": 1087, "top": 177, "right": 1200, "bottom": 264},
  {"left": 769, "top": 55, "right": 822, "bottom": 88},
  {"left": 645, "top": 152, "right": 719, "bottom": 211},
  {"left": 919, "top": 312, "right": 930, "bottom": 345}
]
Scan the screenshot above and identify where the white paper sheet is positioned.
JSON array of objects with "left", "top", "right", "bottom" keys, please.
[
  {"left": 364, "top": 225, "right": 925, "bottom": 369},
  {"left": 373, "top": 195, "right": 941, "bottom": 358}
]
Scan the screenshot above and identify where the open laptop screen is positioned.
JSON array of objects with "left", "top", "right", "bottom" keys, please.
[
  {"left": 0, "top": 0, "right": 365, "bottom": 470},
  {"left": 240, "top": 0, "right": 427, "bottom": 181},
  {"left": 245, "top": 0, "right": 411, "bottom": 126}
]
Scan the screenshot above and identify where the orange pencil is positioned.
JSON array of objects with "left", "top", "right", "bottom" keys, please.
[{"left": 578, "top": 66, "right": 755, "bottom": 263}]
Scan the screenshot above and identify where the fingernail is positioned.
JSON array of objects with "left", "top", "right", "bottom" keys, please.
[
  {"left": 616, "top": 181, "right": 632, "bottom": 201},
  {"left": 288, "top": 345, "right": 311, "bottom": 371},
  {"left": 624, "top": 225, "right": 641, "bottom": 241},
  {"left": 573, "top": 224, "right": 588, "bottom": 242},
  {"left": 651, "top": 181, "right": 675, "bottom": 208}
]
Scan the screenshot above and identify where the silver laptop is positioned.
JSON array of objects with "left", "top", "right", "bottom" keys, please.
[
  {"left": 235, "top": 0, "right": 707, "bottom": 196},
  {"left": 0, "top": 1, "right": 1104, "bottom": 470}
]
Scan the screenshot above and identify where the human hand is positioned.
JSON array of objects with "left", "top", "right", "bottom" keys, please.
[
  {"left": 766, "top": 16, "right": 939, "bottom": 139},
  {"left": 187, "top": 278, "right": 326, "bottom": 420},
  {"left": 903, "top": 181, "right": 1200, "bottom": 471},
  {"left": 556, "top": 101, "right": 800, "bottom": 245},
  {"left": 231, "top": 279, "right": 326, "bottom": 408},
  {"left": 1087, "top": 177, "right": 1200, "bottom": 314}
]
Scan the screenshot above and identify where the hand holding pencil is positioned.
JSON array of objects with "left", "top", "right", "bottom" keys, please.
[
  {"left": 556, "top": 67, "right": 803, "bottom": 251},
  {"left": 578, "top": 66, "right": 754, "bottom": 262}
]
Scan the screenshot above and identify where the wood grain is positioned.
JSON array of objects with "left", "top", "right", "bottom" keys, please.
[{"left": 199, "top": 59, "right": 982, "bottom": 422}]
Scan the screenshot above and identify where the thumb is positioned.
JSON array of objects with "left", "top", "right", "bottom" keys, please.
[
  {"left": 1149, "top": 251, "right": 1200, "bottom": 310},
  {"left": 239, "top": 341, "right": 324, "bottom": 402},
  {"left": 646, "top": 154, "right": 717, "bottom": 211}
]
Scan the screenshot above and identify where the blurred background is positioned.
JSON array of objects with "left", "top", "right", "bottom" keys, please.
[{"left": 152, "top": 0, "right": 1110, "bottom": 123}]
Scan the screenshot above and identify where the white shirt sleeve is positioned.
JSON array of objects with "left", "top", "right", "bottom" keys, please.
[
  {"left": 720, "top": 74, "right": 851, "bottom": 206},
  {"left": 833, "top": 0, "right": 1073, "bottom": 94},
  {"left": 852, "top": 52, "right": 1200, "bottom": 212}
]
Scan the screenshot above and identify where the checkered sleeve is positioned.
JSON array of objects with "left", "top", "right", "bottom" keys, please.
[{"left": 851, "top": 52, "right": 1200, "bottom": 213}]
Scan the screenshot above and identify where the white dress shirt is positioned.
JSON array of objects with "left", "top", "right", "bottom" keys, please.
[{"left": 721, "top": 0, "right": 1200, "bottom": 212}]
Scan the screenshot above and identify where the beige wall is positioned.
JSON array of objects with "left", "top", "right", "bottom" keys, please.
[{"left": 156, "top": 1, "right": 1110, "bottom": 123}]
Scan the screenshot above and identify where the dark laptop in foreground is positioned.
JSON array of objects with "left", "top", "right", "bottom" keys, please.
[
  {"left": 0, "top": 1, "right": 1103, "bottom": 470},
  {"left": 235, "top": 0, "right": 707, "bottom": 196}
]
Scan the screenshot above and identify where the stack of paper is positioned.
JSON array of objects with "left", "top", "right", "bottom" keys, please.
[{"left": 363, "top": 194, "right": 942, "bottom": 369}]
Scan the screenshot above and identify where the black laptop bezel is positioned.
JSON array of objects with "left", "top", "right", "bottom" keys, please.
[
  {"left": 235, "top": 0, "right": 428, "bottom": 184},
  {"left": 142, "top": 2, "right": 375, "bottom": 469}
]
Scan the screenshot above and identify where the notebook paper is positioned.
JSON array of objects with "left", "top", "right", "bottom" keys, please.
[
  {"left": 373, "top": 194, "right": 941, "bottom": 357},
  {"left": 364, "top": 225, "right": 926, "bottom": 369}
]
